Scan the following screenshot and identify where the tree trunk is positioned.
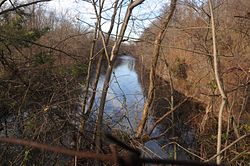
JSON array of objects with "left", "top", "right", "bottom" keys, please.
[
  {"left": 136, "top": 0, "right": 177, "bottom": 138},
  {"left": 94, "top": 0, "right": 145, "bottom": 159},
  {"left": 86, "top": 0, "right": 119, "bottom": 115},
  {"left": 208, "top": 0, "right": 227, "bottom": 164}
]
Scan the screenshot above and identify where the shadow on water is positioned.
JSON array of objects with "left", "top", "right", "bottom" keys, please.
[{"left": 90, "top": 55, "right": 205, "bottom": 160}]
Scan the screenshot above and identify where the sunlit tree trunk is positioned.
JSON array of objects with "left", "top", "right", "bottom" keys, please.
[
  {"left": 208, "top": 0, "right": 227, "bottom": 164},
  {"left": 75, "top": 22, "right": 98, "bottom": 166},
  {"left": 86, "top": 0, "right": 119, "bottom": 116},
  {"left": 82, "top": 23, "right": 98, "bottom": 116},
  {"left": 94, "top": 0, "right": 145, "bottom": 162},
  {"left": 136, "top": 0, "right": 177, "bottom": 138}
]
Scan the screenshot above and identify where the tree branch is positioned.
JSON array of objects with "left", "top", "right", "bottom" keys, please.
[{"left": 0, "top": 0, "right": 51, "bottom": 15}]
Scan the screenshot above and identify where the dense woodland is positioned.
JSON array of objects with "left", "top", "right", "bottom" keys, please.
[{"left": 0, "top": 0, "right": 249, "bottom": 165}]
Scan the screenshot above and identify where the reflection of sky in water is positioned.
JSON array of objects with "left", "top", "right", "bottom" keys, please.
[
  {"left": 94, "top": 56, "right": 145, "bottom": 132},
  {"left": 90, "top": 56, "right": 193, "bottom": 159}
]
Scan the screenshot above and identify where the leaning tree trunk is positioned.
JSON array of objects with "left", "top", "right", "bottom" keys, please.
[
  {"left": 81, "top": 23, "right": 98, "bottom": 117},
  {"left": 94, "top": 0, "right": 145, "bottom": 158},
  {"left": 86, "top": 0, "right": 119, "bottom": 116},
  {"left": 136, "top": 0, "right": 177, "bottom": 138}
]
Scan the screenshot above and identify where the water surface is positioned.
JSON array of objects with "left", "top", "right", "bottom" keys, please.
[
  {"left": 93, "top": 55, "right": 145, "bottom": 133},
  {"left": 91, "top": 55, "right": 194, "bottom": 159}
]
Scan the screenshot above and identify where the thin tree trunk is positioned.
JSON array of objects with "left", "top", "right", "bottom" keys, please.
[
  {"left": 86, "top": 0, "right": 119, "bottom": 115},
  {"left": 164, "top": 54, "right": 177, "bottom": 160},
  {"left": 79, "top": 0, "right": 118, "bottom": 133},
  {"left": 75, "top": 21, "right": 98, "bottom": 166},
  {"left": 208, "top": 0, "right": 227, "bottom": 164},
  {"left": 136, "top": 0, "right": 177, "bottom": 138},
  {"left": 82, "top": 23, "right": 98, "bottom": 115},
  {"left": 95, "top": 0, "right": 145, "bottom": 158}
]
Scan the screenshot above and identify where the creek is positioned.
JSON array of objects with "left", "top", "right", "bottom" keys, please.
[
  {"left": 92, "top": 55, "right": 145, "bottom": 133},
  {"left": 90, "top": 55, "right": 199, "bottom": 159}
]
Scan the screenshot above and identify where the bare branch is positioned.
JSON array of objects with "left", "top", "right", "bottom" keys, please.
[
  {"left": 206, "top": 134, "right": 250, "bottom": 162},
  {"left": 136, "top": 0, "right": 177, "bottom": 138},
  {"left": 0, "top": 0, "right": 7, "bottom": 8},
  {"left": 0, "top": 0, "right": 51, "bottom": 15},
  {"left": 148, "top": 97, "right": 189, "bottom": 136},
  {"left": 0, "top": 137, "right": 113, "bottom": 161}
]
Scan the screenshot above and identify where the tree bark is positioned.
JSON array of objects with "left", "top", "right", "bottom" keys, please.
[
  {"left": 208, "top": 0, "right": 227, "bottom": 164},
  {"left": 94, "top": 0, "right": 145, "bottom": 159},
  {"left": 136, "top": 0, "right": 177, "bottom": 138},
  {"left": 82, "top": 23, "right": 98, "bottom": 116},
  {"left": 86, "top": 0, "right": 119, "bottom": 115}
]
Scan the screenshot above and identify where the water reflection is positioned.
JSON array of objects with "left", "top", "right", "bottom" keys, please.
[
  {"left": 93, "top": 55, "right": 144, "bottom": 132},
  {"left": 90, "top": 55, "right": 196, "bottom": 159}
]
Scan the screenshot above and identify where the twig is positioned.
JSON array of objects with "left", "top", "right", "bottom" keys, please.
[
  {"left": 163, "top": 142, "right": 206, "bottom": 161},
  {"left": 141, "top": 158, "right": 221, "bottom": 166},
  {"left": 206, "top": 133, "right": 250, "bottom": 162},
  {"left": 229, "top": 149, "right": 249, "bottom": 164},
  {"left": 0, "top": 0, "right": 51, "bottom": 15},
  {"left": 148, "top": 97, "right": 189, "bottom": 135},
  {"left": 0, "top": 137, "right": 112, "bottom": 161}
]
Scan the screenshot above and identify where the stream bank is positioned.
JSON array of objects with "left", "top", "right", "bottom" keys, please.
[{"left": 88, "top": 54, "right": 206, "bottom": 160}]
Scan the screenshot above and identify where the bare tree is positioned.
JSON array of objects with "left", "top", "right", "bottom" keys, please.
[
  {"left": 91, "top": 0, "right": 145, "bottom": 159},
  {"left": 85, "top": 0, "right": 120, "bottom": 116},
  {"left": 136, "top": 0, "right": 177, "bottom": 138},
  {"left": 208, "top": 0, "right": 228, "bottom": 164}
]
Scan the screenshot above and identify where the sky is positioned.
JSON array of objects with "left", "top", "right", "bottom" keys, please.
[{"left": 46, "top": 0, "right": 166, "bottom": 39}]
